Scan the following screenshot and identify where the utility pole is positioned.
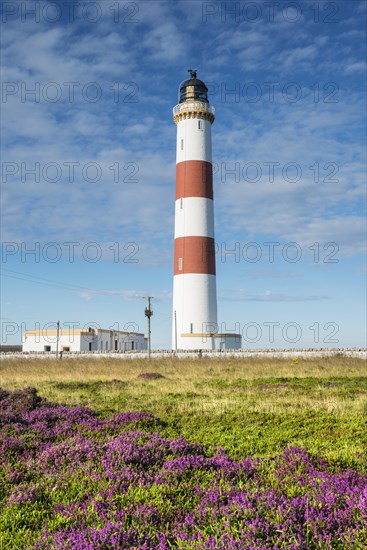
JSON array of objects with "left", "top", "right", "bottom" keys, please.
[
  {"left": 174, "top": 310, "right": 177, "bottom": 351},
  {"left": 56, "top": 320, "right": 60, "bottom": 359},
  {"left": 144, "top": 296, "right": 153, "bottom": 359}
]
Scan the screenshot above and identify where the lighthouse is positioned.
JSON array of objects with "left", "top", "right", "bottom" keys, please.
[{"left": 172, "top": 70, "right": 241, "bottom": 350}]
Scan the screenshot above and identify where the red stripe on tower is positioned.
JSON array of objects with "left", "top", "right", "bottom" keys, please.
[
  {"left": 176, "top": 160, "right": 213, "bottom": 200},
  {"left": 174, "top": 236, "right": 216, "bottom": 275}
]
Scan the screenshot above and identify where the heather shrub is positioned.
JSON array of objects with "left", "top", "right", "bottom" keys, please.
[{"left": 0, "top": 387, "right": 366, "bottom": 549}]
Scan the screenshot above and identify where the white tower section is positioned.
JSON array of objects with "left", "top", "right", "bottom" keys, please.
[{"left": 172, "top": 71, "right": 240, "bottom": 351}]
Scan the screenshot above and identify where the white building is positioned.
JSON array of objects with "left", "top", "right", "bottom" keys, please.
[{"left": 22, "top": 327, "right": 147, "bottom": 353}]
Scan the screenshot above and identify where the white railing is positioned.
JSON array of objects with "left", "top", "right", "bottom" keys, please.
[{"left": 173, "top": 102, "right": 215, "bottom": 117}]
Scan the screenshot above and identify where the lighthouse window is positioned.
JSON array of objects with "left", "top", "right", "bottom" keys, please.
[
  {"left": 180, "top": 198, "right": 183, "bottom": 209},
  {"left": 190, "top": 323, "right": 193, "bottom": 333},
  {"left": 181, "top": 139, "right": 184, "bottom": 150},
  {"left": 178, "top": 257, "right": 183, "bottom": 271},
  {"left": 198, "top": 120, "right": 202, "bottom": 130}
]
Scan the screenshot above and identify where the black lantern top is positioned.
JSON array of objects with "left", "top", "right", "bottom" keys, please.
[{"left": 179, "top": 69, "right": 209, "bottom": 104}]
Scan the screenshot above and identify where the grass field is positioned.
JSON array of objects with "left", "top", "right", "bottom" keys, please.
[
  {"left": 1, "top": 355, "right": 366, "bottom": 465},
  {"left": 0, "top": 355, "right": 367, "bottom": 550}
]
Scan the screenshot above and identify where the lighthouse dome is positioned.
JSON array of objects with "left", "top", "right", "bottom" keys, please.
[{"left": 179, "top": 70, "right": 209, "bottom": 104}]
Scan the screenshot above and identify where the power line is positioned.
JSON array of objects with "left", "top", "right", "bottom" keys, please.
[{"left": 1, "top": 268, "right": 93, "bottom": 292}]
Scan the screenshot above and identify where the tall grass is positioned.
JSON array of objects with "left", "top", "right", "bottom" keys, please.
[{"left": 1, "top": 355, "right": 365, "bottom": 411}]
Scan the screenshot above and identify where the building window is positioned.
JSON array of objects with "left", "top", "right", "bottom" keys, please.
[
  {"left": 63, "top": 347, "right": 70, "bottom": 352},
  {"left": 100, "top": 341, "right": 103, "bottom": 350},
  {"left": 44, "top": 345, "right": 51, "bottom": 352},
  {"left": 178, "top": 257, "right": 183, "bottom": 271},
  {"left": 115, "top": 339, "right": 118, "bottom": 351},
  {"left": 190, "top": 323, "right": 193, "bottom": 333},
  {"left": 131, "top": 341, "right": 135, "bottom": 350},
  {"left": 181, "top": 139, "right": 184, "bottom": 150},
  {"left": 105, "top": 341, "right": 108, "bottom": 350},
  {"left": 89, "top": 343, "right": 92, "bottom": 351}
]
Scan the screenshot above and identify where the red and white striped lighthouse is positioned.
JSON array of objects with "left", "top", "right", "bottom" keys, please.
[{"left": 172, "top": 71, "right": 241, "bottom": 350}]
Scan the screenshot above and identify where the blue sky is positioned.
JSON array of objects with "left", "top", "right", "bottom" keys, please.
[{"left": 1, "top": 0, "right": 366, "bottom": 348}]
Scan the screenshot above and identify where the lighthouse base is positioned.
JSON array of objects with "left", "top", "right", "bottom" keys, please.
[{"left": 175, "top": 333, "right": 242, "bottom": 351}]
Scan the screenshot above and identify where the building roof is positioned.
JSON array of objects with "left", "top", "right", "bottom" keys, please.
[{"left": 23, "top": 328, "right": 145, "bottom": 338}]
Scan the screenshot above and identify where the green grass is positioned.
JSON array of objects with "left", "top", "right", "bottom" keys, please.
[{"left": 1, "top": 356, "right": 366, "bottom": 470}]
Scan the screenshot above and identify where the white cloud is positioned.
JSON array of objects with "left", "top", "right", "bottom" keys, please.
[
  {"left": 275, "top": 45, "right": 318, "bottom": 70},
  {"left": 344, "top": 61, "right": 367, "bottom": 74},
  {"left": 219, "top": 290, "right": 331, "bottom": 302},
  {"left": 73, "top": 288, "right": 171, "bottom": 300}
]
